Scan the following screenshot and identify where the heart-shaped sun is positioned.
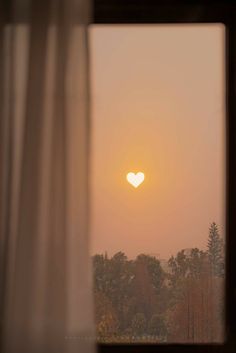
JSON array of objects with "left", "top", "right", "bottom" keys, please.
[{"left": 126, "top": 172, "right": 145, "bottom": 188}]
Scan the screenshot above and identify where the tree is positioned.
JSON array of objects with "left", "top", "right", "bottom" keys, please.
[
  {"left": 135, "top": 254, "right": 166, "bottom": 294},
  {"left": 167, "top": 243, "right": 224, "bottom": 343},
  {"left": 94, "top": 290, "right": 117, "bottom": 326},
  {"left": 132, "top": 255, "right": 165, "bottom": 319},
  {"left": 207, "top": 222, "right": 224, "bottom": 277},
  {"left": 108, "top": 252, "right": 134, "bottom": 331},
  {"left": 168, "top": 250, "right": 188, "bottom": 278},
  {"left": 93, "top": 254, "right": 109, "bottom": 293},
  {"left": 131, "top": 313, "right": 147, "bottom": 336},
  {"left": 97, "top": 312, "right": 119, "bottom": 340},
  {"left": 148, "top": 313, "right": 167, "bottom": 339}
]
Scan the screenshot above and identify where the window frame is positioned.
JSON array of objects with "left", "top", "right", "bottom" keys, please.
[{"left": 92, "top": 1, "right": 236, "bottom": 352}]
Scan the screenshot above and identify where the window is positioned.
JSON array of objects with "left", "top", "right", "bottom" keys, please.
[{"left": 91, "top": 1, "right": 236, "bottom": 353}]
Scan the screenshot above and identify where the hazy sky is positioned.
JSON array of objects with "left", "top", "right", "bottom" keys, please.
[{"left": 89, "top": 25, "right": 225, "bottom": 259}]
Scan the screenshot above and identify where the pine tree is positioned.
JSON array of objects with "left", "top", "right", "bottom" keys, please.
[{"left": 207, "top": 222, "right": 224, "bottom": 277}]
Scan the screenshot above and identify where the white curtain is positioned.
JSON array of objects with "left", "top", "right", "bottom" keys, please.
[{"left": 0, "top": 1, "right": 95, "bottom": 353}]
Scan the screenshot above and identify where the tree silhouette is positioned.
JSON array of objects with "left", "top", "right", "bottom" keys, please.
[
  {"left": 131, "top": 313, "right": 147, "bottom": 336},
  {"left": 92, "top": 224, "right": 225, "bottom": 343},
  {"left": 207, "top": 222, "right": 224, "bottom": 277}
]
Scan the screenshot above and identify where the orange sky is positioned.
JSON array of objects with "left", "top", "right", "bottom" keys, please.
[{"left": 89, "top": 25, "right": 225, "bottom": 259}]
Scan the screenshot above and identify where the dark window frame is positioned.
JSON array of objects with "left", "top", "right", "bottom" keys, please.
[{"left": 93, "top": 1, "right": 236, "bottom": 352}]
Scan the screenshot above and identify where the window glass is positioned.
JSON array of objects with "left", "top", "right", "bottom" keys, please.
[{"left": 89, "top": 25, "right": 225, "bottom": 343}]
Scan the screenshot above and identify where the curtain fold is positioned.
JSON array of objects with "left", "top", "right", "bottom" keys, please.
[{"left": 0, "top": 1, "right": 95, "bottom": 352}]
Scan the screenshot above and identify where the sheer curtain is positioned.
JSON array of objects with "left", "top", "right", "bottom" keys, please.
[{"left": 0, "top": 1, "right": 95, "bottom": 353}]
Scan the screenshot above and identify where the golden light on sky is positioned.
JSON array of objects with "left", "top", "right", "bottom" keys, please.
[
  {"left": 127, "top": 172, "right": 145, "bottom": 188},
  {"left": 89, "top": 24, "right": 225, "bottom": 259}
]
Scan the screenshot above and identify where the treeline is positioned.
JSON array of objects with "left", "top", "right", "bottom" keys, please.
[{"left": 92, "top": 222, "right": 225, "bottom": 343}]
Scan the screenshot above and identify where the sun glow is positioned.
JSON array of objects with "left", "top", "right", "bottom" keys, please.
[{"left": 126, "top": 172, "right": 145, "bottom": 188}]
